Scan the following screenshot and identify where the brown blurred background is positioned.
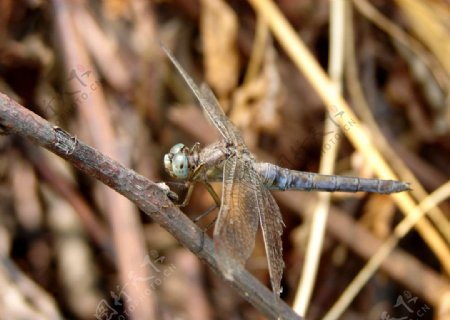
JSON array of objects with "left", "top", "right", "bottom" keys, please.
[{"left": 0, "top": 0, "right": 449, "bottom": 319}]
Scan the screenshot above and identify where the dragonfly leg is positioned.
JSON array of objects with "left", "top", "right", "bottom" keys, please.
[
  {"left": 179, "top": 182, "right": 195, "bottom": 207},
  {"left": 203, "top": 182, "right": 221, "bottom": 208},
  {"left": 202, "top": 216, "right": 217, "bottom": 232},
  {"left": 193, "top": 208, "right": 218, "bottom": 233},
  {"left": 192, "top": 205, "right": 217, "bottom": 234},
  {"left": 192, "top": 182, "right": 221, "bottom": 230},
  {"left": 180, "top": 163, "right": 211, "bottom": 207},
  {"left": 191, "top": 142, "right": 201, "bottom": 153},
  {"left": 193, "top": 205, "right": 217, "bottom": 223}
]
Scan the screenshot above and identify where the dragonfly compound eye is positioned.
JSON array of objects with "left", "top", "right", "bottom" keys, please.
[
  {"left": 171, "top": 153, "right": 189, "bottom": 179},
  {"left": 163, "top": 153, "right": 172, "bottom": 174},
  {"left": 170, "top": 143, "right": 185, "bottom": 154}
]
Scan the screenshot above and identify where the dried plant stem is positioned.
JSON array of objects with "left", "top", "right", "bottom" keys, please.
[
  {"left": 323, "top": 180, "right": 450, "bottom": 320},
  {"left": 247, "top": 0, "right": 450, "bottom": 275},
  {"left": 352, "top": 0, "right": 450, "bottom": 246},
  {"left": 293, "top": 0, "right": 346, "bottom": 316}
]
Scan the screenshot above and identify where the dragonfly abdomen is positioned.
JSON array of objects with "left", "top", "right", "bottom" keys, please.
[{"left": 255, "top": 163, "right": 410, "bottom": 194}]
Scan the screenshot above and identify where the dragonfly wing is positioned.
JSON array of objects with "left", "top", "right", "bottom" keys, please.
[
  {"left": 199, "top": 84, "right": 247, "bottom": 148},
  {"left": 161, "top": 44, "right": 246, "bottom": 147},
  {"left": 257, "top": 185, "right": 285, "bottom": 295},
  {"left": 214, "top": 156, "right": 259, "bottom": 281}
]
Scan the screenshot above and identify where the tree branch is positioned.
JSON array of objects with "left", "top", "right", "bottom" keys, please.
[{"left": 0, "top": 92, "right": 302, "bottom": 320}]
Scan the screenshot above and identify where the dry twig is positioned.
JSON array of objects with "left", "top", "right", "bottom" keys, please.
[{"left": 0, "top": 92, "right": 302, "bottom": 320}]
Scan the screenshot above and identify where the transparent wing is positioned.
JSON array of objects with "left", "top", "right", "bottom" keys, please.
[
  {"left": 199, "top": 84, "right": 247, "bottom": 148},
  {"left": 258, "top": 185, "right": 285, "bottom": 295},
  {"left": 214, "top": 157, "right": 285, "bottom": 295},
  {"left": 213, "top": 157, "right": 259, "bottom": 280},
  {"left": 162, "top": 44, "right": 246, "bottom": 147}
]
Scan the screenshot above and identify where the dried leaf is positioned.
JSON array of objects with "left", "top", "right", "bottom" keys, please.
[
  {"left": 200, "top": 0, "right": 239, "bottom": 98},
  {"left": 231, "top": 45, "right": 283, "bottom": 147}
]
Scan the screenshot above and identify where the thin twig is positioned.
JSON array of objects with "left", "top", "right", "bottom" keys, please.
[
  {"left": 350, "top": 0, "right": 450, "bottom": 246},
  {"left": 323, "top": 180, "right": 450, "bottom": 320},
  {"left": 293, "top": 0, "right": 346, "bottom": 315},
  {"left": 277, "top": 191, "right": 450, "bottom": 310},
  {"left": 0, "top": 92, "right": 302, "bottom": 320}
]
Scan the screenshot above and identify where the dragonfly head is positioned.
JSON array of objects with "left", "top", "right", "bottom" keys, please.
[{"left": 164, "top": 143, "right": 190, "bottom": 179}]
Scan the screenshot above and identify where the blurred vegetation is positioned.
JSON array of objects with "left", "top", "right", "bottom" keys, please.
[{"left": 0, "top": 0, "right": 449, "bottom": 319}]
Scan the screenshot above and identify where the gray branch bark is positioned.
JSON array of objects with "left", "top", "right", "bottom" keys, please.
[{"left": 0, "top": 92, "right": 302, "bottom": 320}]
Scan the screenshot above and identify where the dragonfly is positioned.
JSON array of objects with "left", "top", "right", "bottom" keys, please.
[{"left": 161, "top": 45, "right": 410, "bottom": 295}]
